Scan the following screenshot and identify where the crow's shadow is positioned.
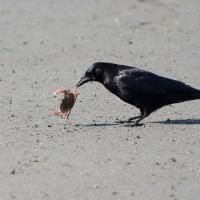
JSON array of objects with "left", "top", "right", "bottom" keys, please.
[
  {"left": 74, "top": 122, "right": 120, "bottom": 127},
  {"left": 152, "top": 118, "right": 200, "bottom": 125},
  {"left": 74, "top": 118, "right": 200, "bottom": 127}
]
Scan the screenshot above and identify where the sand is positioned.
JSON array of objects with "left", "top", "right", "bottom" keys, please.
[{"left": 0, "top": 0, "right": 200, "bottom": 199}]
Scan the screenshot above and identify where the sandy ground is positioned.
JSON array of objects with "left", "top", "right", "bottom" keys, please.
[{"left": 0, "top": 0, "right": 200, "bottom": 199}]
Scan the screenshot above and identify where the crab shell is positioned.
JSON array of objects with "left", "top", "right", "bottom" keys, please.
[{"left": 60, "top": 91, "right": 77, "bottom": 112}]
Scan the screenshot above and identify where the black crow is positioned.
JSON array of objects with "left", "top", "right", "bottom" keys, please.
[{"left": 76, "top": 62, "right": 200, "bottom": 126}]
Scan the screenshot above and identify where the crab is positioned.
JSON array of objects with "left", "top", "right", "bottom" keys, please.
[{"left": 51, "top": 87, "right": 79, "bottom": 119}]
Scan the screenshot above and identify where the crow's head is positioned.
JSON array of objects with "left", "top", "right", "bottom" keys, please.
[{"left": 76, "top": 63, "right": 105, "bottom": 87}]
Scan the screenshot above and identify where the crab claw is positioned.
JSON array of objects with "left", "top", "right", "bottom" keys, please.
[
  {"left": 52, "top": 88, "right": 67, "bottom": 96},
  {"left": 49, "top": 108, "right": 68, "bottom": 119},
  {"left": 72, "top": 87, "right": 79, "bottom": 96}
]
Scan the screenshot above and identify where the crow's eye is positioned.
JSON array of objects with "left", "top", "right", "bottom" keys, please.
[
  {"left": 95, "top": 68, "right": 102, "bottom": 76},
  {"left": 86, "top": 71, "right": 92, "bottom": 77}
]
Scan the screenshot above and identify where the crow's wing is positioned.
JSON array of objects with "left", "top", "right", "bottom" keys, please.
[{"left": 115, "top": 68, "right": 197, "bottom": 95}]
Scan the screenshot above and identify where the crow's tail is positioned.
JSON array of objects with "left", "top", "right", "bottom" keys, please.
[{"left": 191, "top": 90, "right": 200, "bottom": 99}]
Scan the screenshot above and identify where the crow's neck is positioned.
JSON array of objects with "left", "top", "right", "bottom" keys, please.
[{"left": 102, "top": 73, "right": 118, "bottom": 94}]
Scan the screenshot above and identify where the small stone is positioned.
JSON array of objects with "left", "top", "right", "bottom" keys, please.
[
  {"left": 22, "top": 41, "right": 28, "bottom": 45},
  {"left": 93, "top": 184, "right": 99, "bottom": 189},
  {"left": 130, "top": 192, "right": 135, "bottom": 196},
  {"left": 171, "top": 157, "right": 177, "bottom": 163},
  {"left": 112, "top": 191, "right": 117, "bottom": 195},
  {"left": 11, "top": 169, "right": 16, "bottom": 174}
]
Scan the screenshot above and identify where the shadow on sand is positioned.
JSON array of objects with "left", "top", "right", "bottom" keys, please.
[
  {"left": 152, "top": 118, "right": 200, "bottom": 125},
  {"left": 74, "top": 122, "right": 120, "bottom": 127},
  {"left": 74, "top": 118, "right": 200, "bottom": 127}
]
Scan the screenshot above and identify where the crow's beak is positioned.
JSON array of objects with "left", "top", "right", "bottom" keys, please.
[{"left": 76, "top": 75, "right": 91, "bottom": 87}]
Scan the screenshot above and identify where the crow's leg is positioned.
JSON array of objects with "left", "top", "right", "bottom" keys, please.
[
  {"left": 130, "top": 114, "right": 149, "bottom": 126},
  {"left": 125, "top": 108, "right": 151, "bottom": 127},
  {"left": 115, "top": 115, "right": 141, "bottom": 124}
]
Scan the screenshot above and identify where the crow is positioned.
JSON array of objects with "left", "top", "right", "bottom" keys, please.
[{"left": 76, "top": 62, "right": 200, "bottom": 126}]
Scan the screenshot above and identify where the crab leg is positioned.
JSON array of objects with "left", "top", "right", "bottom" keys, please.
[
  {"left": 66, "top": 110, "right": 72, "bottom": 119},
  {"left": 73, "top": 87, "right": 79, "bottom": 99},
  {"left": 52, "top": 88, "right": 67, "bottom": 96},
  {"left": 49, "top": 108, "right": 66, "bottom": 118},
  {"left": 54, "top": 110, "right": 64, "bottom": 117}
]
